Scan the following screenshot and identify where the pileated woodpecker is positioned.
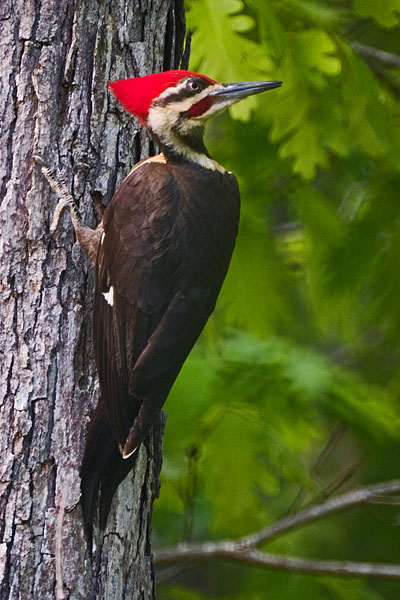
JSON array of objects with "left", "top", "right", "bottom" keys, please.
[{"left": 36, "top": 70, "right": 281, "bottom": 536}]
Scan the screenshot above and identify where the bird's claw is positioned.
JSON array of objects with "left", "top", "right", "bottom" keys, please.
[
  {"left": 49, "top": 197, "right": 77, "bottom": 233},
  {"left": 33, "top": 154, "right": 83, "bottom": 232}
]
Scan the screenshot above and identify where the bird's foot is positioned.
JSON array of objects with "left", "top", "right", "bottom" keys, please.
[{"left": 33, "top": 155, "right": 83, "bottom": 232}]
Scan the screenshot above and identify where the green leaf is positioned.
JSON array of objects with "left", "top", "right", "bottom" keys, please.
[
  {"left": 354, "top": 0, "right": 400, "bottom": 27},
  {"left": 281, "top": 0, "right": 345, "bottom": 28},
  {"left": 218, "top": 332, "right": 400, "bottom": 441},
  {"left": 279, "top": 120, "right": 330, "bottom": 180},
  {"left": 217, "top": 216, "right": 293, "bottom": 336},
  {"left": 294, "top": 29, "right": 342, "bottom": 84}
]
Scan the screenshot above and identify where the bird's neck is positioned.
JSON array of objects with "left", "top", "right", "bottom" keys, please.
[{"left": 149, "top": 127, "right": 225, "bottom": 173}]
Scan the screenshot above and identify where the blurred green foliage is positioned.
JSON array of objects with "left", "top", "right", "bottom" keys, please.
[{"left": 154, "top": 1, "right": 400, "bottom": 598}]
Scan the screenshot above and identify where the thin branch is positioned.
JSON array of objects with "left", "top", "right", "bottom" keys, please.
[
  {"left": 367, "top": 495, "right": 400, "bottom": 506},
  {"left": 352, "top": 42, "right": 400, "bottom": 67},
  {"left": 241, "top": 478, "right": 400, "bottom": 548},
  {"left": 289, "top": 423, "right": 347, "bottom": 514},
  {"left": 155, "top": 479, "right": 400, "bottom": 580},
  {"left": 192, "top": 405, "right": 228, "bottom": 449},
  {"left": 351, "top": 43, "right": 400, "bottom": 95},
  {"left": 311, "top": 424, "right": 347, "bottom": 478},
  {"left": 180, "top": 407, "right": 228, "bottom": 542},
  {"left": 305, "top": 455, "right": 365, "bottom": 509},
  {"left": 156, "top": 544, "right": 400, "bottom": 580}
]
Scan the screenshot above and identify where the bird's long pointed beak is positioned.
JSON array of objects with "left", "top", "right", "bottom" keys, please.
[{"left": 209, "top": 80, "right": 282, "bottom": 100}]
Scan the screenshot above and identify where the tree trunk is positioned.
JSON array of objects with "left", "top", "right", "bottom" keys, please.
[{"left": 0, "top": 1, "right": 185, "bottom": 598}]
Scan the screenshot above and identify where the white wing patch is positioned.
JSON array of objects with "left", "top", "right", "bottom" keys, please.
[{"left": 103, "top": 286, "right": 114, "bottom": 306}]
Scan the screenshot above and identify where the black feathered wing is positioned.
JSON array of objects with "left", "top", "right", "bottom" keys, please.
[{"left": 81, "top": 159, "right": 240, "bottom": 532}]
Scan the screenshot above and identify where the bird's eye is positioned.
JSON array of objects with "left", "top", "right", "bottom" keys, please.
[{"left": 188, "top": 80, "right": 201, "bottom": 92}]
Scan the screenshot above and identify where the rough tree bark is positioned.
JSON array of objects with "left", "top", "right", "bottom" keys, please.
[{"left": 0, "top": 1, "right": 185, "bottom": 598}]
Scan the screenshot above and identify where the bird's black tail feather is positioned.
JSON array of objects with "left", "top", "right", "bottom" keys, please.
[{"left": 80, "top": 402, "right": 137, "bottom": 544}]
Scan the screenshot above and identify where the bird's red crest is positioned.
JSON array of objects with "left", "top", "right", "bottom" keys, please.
[{"left": 109, "top": 70, "right": 217, "bottom": 123}]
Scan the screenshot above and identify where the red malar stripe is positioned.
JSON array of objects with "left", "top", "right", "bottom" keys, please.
[{"left": 188, "top": 96, "right": 213, "bottom": 117}]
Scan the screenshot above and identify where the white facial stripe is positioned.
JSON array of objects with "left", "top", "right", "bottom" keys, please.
[
  {"left": 192, "top": 98, "right": 234, "bottom": 120},
  {"left": 156, "top": 85, "right": 237, "bottom": 123},
  {"left": 156, "top": 82, "right": 223, "bottom": 113},
  {"left": 148, "top": 82, "right": 227, "bottom": 133},
  {"left": 158, "top": 81, "right": 220, "bottom": 100}
]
